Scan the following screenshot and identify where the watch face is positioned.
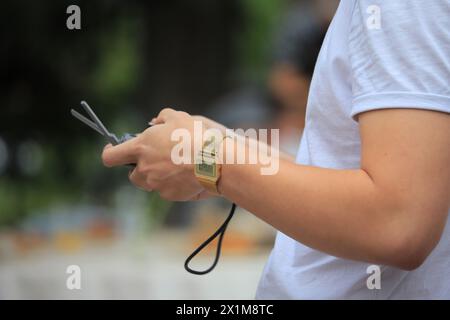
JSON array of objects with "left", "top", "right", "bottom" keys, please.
[
  {"left": 196, "top": 137, "right": 218, "bottom": 178},
  {"left": 196, "top": 162, "right": 216, "bottom": 178}
]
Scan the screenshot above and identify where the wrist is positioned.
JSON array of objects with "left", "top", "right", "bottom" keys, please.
[
  {"left": 216, "top": 134, "right": 244, "bottom": 196},
  {"left": 216, "top": 135, "right": 232, "bottom": 195}
]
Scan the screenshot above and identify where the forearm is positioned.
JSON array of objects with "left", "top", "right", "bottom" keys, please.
[
  {"left": 109, "top": 108, "right": 449, "bottom": 270},
  {"left": 218, "top": 144, "right": 424, "bottom": 269}
]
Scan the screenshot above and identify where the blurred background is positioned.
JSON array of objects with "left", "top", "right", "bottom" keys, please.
[{"left": 0, "top": 0, "right": 337, "bottom": 299}]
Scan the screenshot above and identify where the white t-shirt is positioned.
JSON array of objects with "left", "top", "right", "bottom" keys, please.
[{"left": 256, "top": 0, "right": 450, "bottom": 299}]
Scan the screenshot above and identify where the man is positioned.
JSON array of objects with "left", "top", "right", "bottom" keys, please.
[{"left": 102, "top": 0, "right": 450, "bottom": 299}]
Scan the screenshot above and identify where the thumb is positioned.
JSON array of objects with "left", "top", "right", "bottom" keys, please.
[
  {"left": 101, "top": 139, "right": 138, "bottom": 167},
  {"left": 154, "top": 107, "right": 177, "bottom": 124}
]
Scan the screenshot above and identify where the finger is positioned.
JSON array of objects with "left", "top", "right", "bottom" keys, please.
[
  {"left": 128, "top": 167, "right": 150, "bottom": 191},
  {"left": 102, "top": 139, "right": 138, "bottom": 167},
  {"left": 155, "top": 107, "right": 177, "bottom": 123},
  {"left": 191, "top": 190, "right": 211, "bottom": 201}
]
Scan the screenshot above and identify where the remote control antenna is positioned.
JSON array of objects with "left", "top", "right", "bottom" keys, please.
[
  {"left": 70, "top": 109, "right": 104, "bottom": 136},
  {"left": 71, "top": 101, "right": 120, "bottom": 145}
]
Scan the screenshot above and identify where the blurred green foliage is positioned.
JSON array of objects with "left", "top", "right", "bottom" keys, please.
[
  {"left": 90, "top": 18, "right": 141, "bottom": 104},
  {"left": 236, "top": 0, "right": 286, "bottom": 82},
  {"left": 0, "top": 0, "right": 287, "bottom": 227}
]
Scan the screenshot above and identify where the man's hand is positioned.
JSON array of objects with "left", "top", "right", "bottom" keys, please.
[{"left": 102, "top": 108, "right": 210, "bottom": 201}]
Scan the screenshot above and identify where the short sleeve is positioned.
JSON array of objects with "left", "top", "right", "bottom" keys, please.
[{"left": 348, "top": 0, "right": 450, "bottom": 119}]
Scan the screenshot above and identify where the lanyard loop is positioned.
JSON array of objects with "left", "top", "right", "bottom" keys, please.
[{"left": 184, "top": 203, "right": 237, "bottom": 275}]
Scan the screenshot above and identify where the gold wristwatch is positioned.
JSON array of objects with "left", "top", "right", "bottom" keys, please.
[{"left": 194, "top": 136, "right": 227, "bottom": 195}]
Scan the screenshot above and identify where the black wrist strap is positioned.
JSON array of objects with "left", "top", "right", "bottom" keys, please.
[{"left": 184, "top": 203, "right": 237, "bottom": 275}]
